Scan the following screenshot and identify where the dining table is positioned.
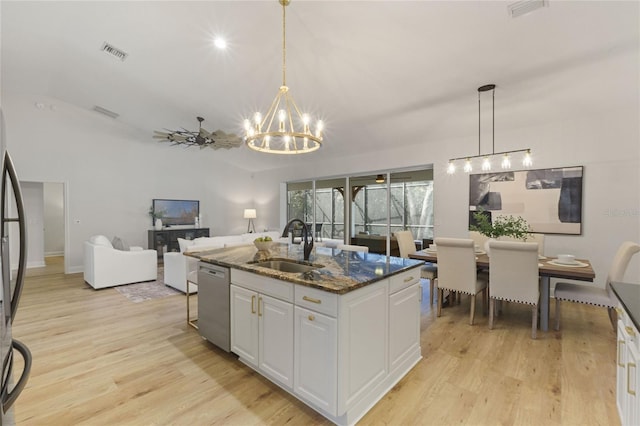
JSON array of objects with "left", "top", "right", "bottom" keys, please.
[{"left": 409, "top": 249, "right": 596, "bottom": 332}]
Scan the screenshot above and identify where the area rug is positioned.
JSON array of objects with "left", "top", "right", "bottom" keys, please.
[{"left": 115, "top": 268, "right": 181, "bottom": 303}]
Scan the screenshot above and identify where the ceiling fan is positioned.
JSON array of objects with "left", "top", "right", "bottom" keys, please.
[{"left": 153, "top": 116, "right": 242, "bottom": 150}]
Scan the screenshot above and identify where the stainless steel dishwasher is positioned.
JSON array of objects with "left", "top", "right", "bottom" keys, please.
[{"left": 197, "top": 263, "right": 231, "bottom": 352}]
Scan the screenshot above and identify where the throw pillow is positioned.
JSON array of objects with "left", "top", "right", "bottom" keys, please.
[
  {"left": 89, "top": 235, "right": 113, "bottom": 248},
  {"left": 112, "top": 236, "right": 129, "bottom": 251},
  {"left": 178, "top": 238, "right": 195, "bottom": 253}
]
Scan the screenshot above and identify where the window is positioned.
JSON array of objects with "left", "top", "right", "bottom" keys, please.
[{"left": 286, "top": 168, "right": 434, "bottom": 253}]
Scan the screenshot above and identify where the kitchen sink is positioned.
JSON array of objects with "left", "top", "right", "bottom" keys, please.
[{"left": 250, "top": 259, "right": 324, "bottom": 273}]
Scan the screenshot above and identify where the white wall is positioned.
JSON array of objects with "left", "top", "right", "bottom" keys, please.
[
  {"left": 3, "top": 94, "right": 255, "bottom": 273},
  {"left": 254, "top": 106, "right": 640, "bottom": 287}
]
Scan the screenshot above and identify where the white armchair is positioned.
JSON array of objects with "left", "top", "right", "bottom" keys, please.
[{"left": 83, "top": 235, "right": 157, "bottom": 289}]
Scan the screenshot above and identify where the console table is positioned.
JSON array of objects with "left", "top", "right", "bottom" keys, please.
[{"left": 148, "top": 228, "right": 210, "bottom": 260}]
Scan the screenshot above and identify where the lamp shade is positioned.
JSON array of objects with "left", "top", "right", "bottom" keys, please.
[{"left": 243, "top": 209, "right": 257, "bottom": 219}]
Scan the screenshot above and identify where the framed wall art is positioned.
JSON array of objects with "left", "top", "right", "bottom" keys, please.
[{"left": 469, "top": 166, "right": 583, "bottom": 235}]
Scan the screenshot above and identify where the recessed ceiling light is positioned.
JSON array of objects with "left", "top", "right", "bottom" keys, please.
[{"left": 213, "top": 37, "right": 227, "bottom": 49}]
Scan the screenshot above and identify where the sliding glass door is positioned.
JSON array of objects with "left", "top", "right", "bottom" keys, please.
[{"left": 285, "top": 168, "right": 433, "bottom": 255}]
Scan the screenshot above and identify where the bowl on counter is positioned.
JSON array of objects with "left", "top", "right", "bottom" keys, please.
[{"left": 254, "top": 240, "right": 274, "bottom": 252}]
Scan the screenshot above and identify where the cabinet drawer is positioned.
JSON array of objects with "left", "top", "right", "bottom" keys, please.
[
  {"left": 232, "top": 269, "right": 294, "bottom": 302},
  {"left": 295, "top": 285, "right": 338, "bottom": 317},
  {"left": 389, "top": 268, "right": 420, "bottom": 294},
  {"left": 617, "top": 304, "right": 640, "bottom": 352}
]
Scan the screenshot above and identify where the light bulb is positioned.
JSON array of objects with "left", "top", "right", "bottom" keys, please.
[
  {"left": 316, "top": 120, "right": 324, "bottom": 139},
  {"left": 278, "top": 109, "right": 286, "bottom": 122},
  {"left": 481, "top": 157, "right": 491, "bottom": 171},
  {"left": 463, "top": 158, "right": 472, "bottom": 173},
  {"left": 213, "top": 37, "right": 227, "bottom": 50},
  {"left": 523, "top": 150, "right": 533, "bottom": 167},
  {"left": 254, "top": 112, "right": 262, "bottom": 125},
  {"left": 243, "top": 118, "right": 251, "bottom": 132},
  {"left": 264, "top": 135, "right": 270, "bottom": 149},
  {"left": 501, "top": 153, "right": 511, "bottom": 169},
  {"left": 447, "top": 161, "right": 456, "bottom": 175}
]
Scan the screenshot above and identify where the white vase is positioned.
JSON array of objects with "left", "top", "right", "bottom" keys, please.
[{"left": 155, "top": 218, "right": 163, "bottom": 230}]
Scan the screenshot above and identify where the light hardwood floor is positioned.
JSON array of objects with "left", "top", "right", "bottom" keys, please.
[{"left": 12, "top": 267, "right": 619, "bottom": 425}]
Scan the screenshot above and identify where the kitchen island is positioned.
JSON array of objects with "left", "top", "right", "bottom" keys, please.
[{"left": 187, "top": 242, "right": 424, "bottom": 426}]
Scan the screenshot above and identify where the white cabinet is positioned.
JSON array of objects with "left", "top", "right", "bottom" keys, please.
[
  {"left": 230, "top": 284, "right": 258, "bottom": 365},
  {"left": 294, "top": 306, "right": 337, "bottom": 415},
  {"left": 616, "top": 306, "right": 640, "bottom": 426},
  {"left": 627, "top": 340, "right": 639, "bottom": 426},
  {"left": 259, "top": 294, "right": 294, "bottom": 388},
  {"left": 337, "top": 280, "right": 389, "bottom": 414},
  {"left": 230, "top": 266, "right": 423, "bottom": 426},
  {"left": 389, "top": 282, "right": 421, "bottom": 374},
  {"left": 230, "top": 277, "right": 294, "bottom": 389}
]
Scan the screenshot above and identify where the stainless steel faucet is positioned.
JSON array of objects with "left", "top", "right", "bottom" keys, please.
[{"left": 281, "top": 219, "right": 314, "bottom": 261}]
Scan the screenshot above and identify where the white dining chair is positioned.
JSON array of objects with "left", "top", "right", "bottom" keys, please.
[
  {"left": 525, "top": 233, "right": 545, "bottom": 255},
  {"left": 337, "top": 243, "right": 369, "bottom": 253},
  {"left": 488, "top": 240, "right": 540, "bottom": 338},
  {"left": 434, "top": 237, "right": 487, "bottom": 325},
  {"left": 468, "top": 230, "right": 489, "bottom": 251},
  {"left": 395, "top": 231, "right": 438, "bottom": 305},
  {"left": 554, "top": 241, "right": 640, "bottom": 331}
]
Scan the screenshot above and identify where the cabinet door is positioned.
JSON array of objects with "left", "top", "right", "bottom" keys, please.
[
  {"left": 618, "top": 320, "right": 628, "bottom": 423},
  {"left": 294, "top": 306, "right": 337, "bottom": 416},
  {"left": 230, "top": 285, "right": 258, "bottom": 367},
  {"left": 338, "top": 281, "right": 388, "bottom": 413},
  {"left": 627, "top": 340, "right": 639, "bottom": 426},
  {"left": 259, "top": 294, "right": 294, "bottom": 388},
  {"left": 389, "top": 283, "right": 421, "bottom": 373}
]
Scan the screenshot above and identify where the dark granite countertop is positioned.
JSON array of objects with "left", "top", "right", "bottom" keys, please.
[
  {"left": 185, "top": 242, "right": 424, "bottom": 294},
  {"left": 611, "top": 281, "right": 640, "bottom": 331}
]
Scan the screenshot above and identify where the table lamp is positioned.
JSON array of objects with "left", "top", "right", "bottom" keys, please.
[{"left": 244, "top": 209, "right": 256, "bottom": 233}]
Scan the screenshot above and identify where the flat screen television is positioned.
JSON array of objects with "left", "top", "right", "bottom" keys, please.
[{"left": 152, "top": 199, "right": 199, "bottom": 227}]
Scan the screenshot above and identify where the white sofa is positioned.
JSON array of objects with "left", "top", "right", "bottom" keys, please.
[
  {"left": 84, "top": 235, "right": 157, "bottom": 289},
  {"left": 163, "top": 231, "right": 281, "bottom": 293}
]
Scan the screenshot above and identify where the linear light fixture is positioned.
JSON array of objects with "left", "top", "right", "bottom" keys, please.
[{"left": 447, "top": 84, "right": 532, "bottom": 174}]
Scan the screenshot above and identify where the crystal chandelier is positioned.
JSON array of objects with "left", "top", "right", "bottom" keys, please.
[
  {"left": 244, "top": 0, "right": 324, "bottom": 155},
  {"left": 447, "top": 84, "right": 532, "bottom": 174}
]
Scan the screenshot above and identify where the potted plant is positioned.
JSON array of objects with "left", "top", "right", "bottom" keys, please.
[
  {"left": 148, "top": 206, "right": 166, "bottom": 230},
  {"left": 470, "top": 209, "right": 531, "bottom": 254}
]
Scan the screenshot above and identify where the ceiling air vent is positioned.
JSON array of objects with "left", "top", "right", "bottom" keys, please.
[
  {"left": 508, "top": 0, "right": 547, "bottom": 18},
  {"left": 92, "top": 106, "right": 119, "bottom": 119},
  {"left": 100, "top": 42, "right": 128, "bottom": 61}
]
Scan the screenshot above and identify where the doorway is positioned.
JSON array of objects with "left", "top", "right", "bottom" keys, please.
[{"left": 20, "top": 181, "right": 66, "bottom": 276}]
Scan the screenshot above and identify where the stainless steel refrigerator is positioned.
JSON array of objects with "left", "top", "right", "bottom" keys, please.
[{"left": 0, "top": 110, "right": 32, "bottom": 425}]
